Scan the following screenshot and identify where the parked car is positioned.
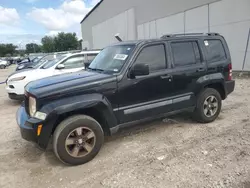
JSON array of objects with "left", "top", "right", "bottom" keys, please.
[
  {"left": 6, "top": 50, "right": 100, "bottom": 100},
  {"left": 16, "top": 56, "right": 43, "bottom": 71},
  {"left": 0, "top": 59, "right": 8, "bottom": 69},
  {"left": 16, "top": 33, "right": 235, "bottom": 165}
]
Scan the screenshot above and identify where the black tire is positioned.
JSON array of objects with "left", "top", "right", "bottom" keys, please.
[
  {"left": 53, "top": 115, "right": 104, "bottom": 165},
  {"left": 0, "top": 65, "right": 5, "bottom": 69},
  {"left": 193, "top": 88, "right": 222, "bottom": 123}
]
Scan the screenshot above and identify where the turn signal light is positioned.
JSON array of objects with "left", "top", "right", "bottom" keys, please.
[{"left": 37, "top": 124, "right": 43, "bottom": 136}]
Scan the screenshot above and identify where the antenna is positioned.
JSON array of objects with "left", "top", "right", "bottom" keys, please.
[{"left": 115, "top": 33, "right": 122, "bottom": 42}]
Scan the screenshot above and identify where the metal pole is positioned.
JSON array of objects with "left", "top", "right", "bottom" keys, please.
[{"left": 242, "top": 28, "right": 250, "bottom": 71}]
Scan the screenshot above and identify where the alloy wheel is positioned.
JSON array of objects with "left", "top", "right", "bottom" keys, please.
[
  {"left": 203, "top": 95, "right": 219, "bottom": 117},
  {"left": 65, "top": 127, "right": 96, "bottom": 158}
]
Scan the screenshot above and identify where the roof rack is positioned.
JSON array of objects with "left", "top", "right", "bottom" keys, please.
[{"left": 161, "top": 32, "right": 220, "bottom": 39}]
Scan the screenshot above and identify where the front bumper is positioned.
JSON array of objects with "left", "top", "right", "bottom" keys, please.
[
  {"left": 17, "top": 105, "right": 55, "bottom": 149},
  {"left": 16, "top": 106, "right": 37, "bottom": 143},
  {"left": 9, "top": 93, "right": 24, "bottom": 100},
  {"left": 225, "top": 80, "right": 235, "bottom": 96}
]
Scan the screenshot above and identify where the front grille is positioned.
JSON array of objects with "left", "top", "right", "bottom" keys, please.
[{"left": 24, "top": 95, "right": 29, "bottom": 115}]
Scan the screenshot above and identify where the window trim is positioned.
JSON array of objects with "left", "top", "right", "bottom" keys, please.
[
  {"left": 132, "top": 43, "right": 168, "bottom": 73},
  {"left": 169, "top": 40, "right": 202, "bottom": 68},
  {"left": 204, "top": 39, "right": 227, "bottom": 64}
]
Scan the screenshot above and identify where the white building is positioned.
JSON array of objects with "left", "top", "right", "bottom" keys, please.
[{"left": 81, "top": 0, "right": 250, "bottom": 71}]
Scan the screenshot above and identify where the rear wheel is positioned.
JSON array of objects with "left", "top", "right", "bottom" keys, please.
[
  {"left": 193, "top": 88, "right": 222, "bottom": 123},
  {"left": 53, "top": 115, "right": 104, "bottom": 165}
]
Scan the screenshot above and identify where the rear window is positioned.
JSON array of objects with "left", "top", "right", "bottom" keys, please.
[
  {"left": 171, "top": 41, "right": 201, "bottom": 67},
  {"left": 204, "top": 40, "right": 227, "bottom": 63}
]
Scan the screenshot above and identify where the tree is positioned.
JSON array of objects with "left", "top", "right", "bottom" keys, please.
[
  {"left": 41, "top": 36, "right": 55, "bottom": 53},
  {"left": 0, "top": 43, "right": 17, "bottom": 57},
  {"left": 25, "top": 43, "right": 42, "bottom": 54},
  {"left": 41, "top": 32, "right": 79, "bottom": 53},
  {"left": 54, "top": 32, "right": 78, "bottom": 52}
]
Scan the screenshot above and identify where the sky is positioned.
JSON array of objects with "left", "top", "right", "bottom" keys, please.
[{"left": 0, "top": 0, "right": 100, "bottom": 48}]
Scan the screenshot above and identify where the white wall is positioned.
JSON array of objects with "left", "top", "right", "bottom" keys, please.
[
  {"left": 92, "top": 8, "right": 136, "bottom": 49},
  {"left": 185, "top": 5, "right": 209, "bottom": 33},
  {"left": 138, "top": 13, "right": 185, "bottom": 39},
  {"left": 210, "top": 0, "right": 250, "bottom": 70},
  {"left": 136, "top": 0, "right": 250, "bottom": 70}
]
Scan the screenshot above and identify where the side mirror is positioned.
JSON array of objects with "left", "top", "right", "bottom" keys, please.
[
  {"left": 130, "top": 64, "right": 149, "bottom": 77},
  {"left": 56, "top": 64, "right": 65, "bottom": 70}
]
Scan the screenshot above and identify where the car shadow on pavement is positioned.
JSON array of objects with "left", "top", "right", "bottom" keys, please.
[
  {"left": 3, "top": 98, "right": 22, "bottom": 106},
  {"left": 105, "top": 113, "right": 194, "bottom": 143},
  {"left": 20, "top": 113, "right": 195, "bottom": 166},
  {"left": 20, "top": 142, "right": 66, "bottom": 167}
]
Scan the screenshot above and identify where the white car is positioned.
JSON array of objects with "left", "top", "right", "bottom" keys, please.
[
  {"left": 6, "top": 50, "right": 100, "bottom": 100},
  {"left": 0, "top": 60, "right": 8, "bottom": 69}
]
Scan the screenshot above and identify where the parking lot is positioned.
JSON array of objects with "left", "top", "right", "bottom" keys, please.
[{"left": 0, "top": 66, "right": 250, "bottom": 188}]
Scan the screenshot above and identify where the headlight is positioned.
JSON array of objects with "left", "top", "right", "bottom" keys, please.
[
  {"left": 9, "top": 76, "right": 26, "bottom": 82},
  {"left": 34, "top": 111, "right": 47, "bottom": 120},
  {"left": 29, "top": 96, "right": 36, "bottom": 117},
  {"left": 18, "top": 65, "right": 25, "bottom": 69}
]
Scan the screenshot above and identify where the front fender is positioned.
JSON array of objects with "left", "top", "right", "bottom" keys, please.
[{"left": 37, "top": 94, "right": 117, "bottom": 148}]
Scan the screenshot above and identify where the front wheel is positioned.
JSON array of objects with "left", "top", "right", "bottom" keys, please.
[
  {"left": 0, "top": 65, "right": 5, "bottom": 69},
  {"left": 193, "top": 88, "right": 222, "bottom": 123},
  {"left": 53, "top": 115, "right": 104, "bottom": 165}
]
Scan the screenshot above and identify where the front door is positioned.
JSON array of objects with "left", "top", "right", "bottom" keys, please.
[
  {"left": 54, "top": 55, "right": 85, "bottom": 75},
  {"left": 117, "top": 43, "right": 173, "bottom": 124}
]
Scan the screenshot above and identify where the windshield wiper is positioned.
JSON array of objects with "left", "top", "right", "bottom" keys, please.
[{"left": 88, "top": 67, "right": 104, "bottom": 72}]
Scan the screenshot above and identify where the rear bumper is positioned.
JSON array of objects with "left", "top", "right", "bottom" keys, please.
[{"left": 225, "top": 80, "right": 235, "bottom": 96}]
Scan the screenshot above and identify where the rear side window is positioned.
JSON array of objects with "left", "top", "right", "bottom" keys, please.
[
  {"left": 135, "top": 44, "right": 167, "bottom": 72},
  {"left": 171, "top": 41, "right": 201, "bottom": 67},
  {"left": 204, "top": 40, "right": 227, "bottom": 63}
]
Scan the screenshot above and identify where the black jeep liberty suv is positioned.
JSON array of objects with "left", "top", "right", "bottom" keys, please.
[{"left": 17, "top": 33, "right": 235, "bottom": 165}]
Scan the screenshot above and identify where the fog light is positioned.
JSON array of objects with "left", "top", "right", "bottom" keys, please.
[
  {"left": 34, "top": 111, "right": 47, "bottom": 120},
  {"left": 37, "top": 125, "right": 43, "bottom": 136}
]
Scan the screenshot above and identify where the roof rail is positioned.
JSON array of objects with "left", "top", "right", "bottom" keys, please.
[{"left": 161, "top": 32, "right": 220, "bottom": 39}]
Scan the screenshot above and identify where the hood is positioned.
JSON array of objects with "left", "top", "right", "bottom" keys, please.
[
  {"left": 8, "top": 68, "right": 40, "bottom": 80},
  {"left": 26, "top": 71, "right": 116, "bottom": 98}
]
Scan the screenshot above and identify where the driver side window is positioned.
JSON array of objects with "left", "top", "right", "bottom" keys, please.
[
  {"left": 62, "top": 56, "right": 85, "bottom": 69},
  {"left": 134, "top": 44, "right": 167, "bottom": 73}
]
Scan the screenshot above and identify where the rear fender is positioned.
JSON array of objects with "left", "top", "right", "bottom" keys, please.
[{"left": 195, "top": 73, "right": 226, "bottom": 95}]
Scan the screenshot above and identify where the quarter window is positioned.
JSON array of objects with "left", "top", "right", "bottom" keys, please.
[
  {"left": 204, "top": 40, "right": 227, "bottom": 63},
  {"left": 171, "top": 41, "right": 201, "bottom": 67},
  {"left": 134, "top": 44, "right": 167, "bottom": 72}
]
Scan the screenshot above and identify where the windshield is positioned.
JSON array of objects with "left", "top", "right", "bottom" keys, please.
[
  {"left": 89, "top": 45, "right": 135, "bottom": 73},
  {"left": 32, "top": 56, "right": 42, "bottom": 63},
  {"left": 40, "top": 55, "right": 67, "bottom": 69}
]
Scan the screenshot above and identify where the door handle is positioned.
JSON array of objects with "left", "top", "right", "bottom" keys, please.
[
  {"left": 196, "top": 68, "right": 205, "bottom": 72},
  {"left": 161, "top": 75, "right": 172, "bottom": 80}
]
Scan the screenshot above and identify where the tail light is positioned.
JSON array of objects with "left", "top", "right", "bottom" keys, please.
[{"left": 228, "top": 63, "right": 232, "bottom": 81}]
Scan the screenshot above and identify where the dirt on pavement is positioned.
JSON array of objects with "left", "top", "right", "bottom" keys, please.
[{"left": 0, "top": 66, "right": 250, "bottom": 188}]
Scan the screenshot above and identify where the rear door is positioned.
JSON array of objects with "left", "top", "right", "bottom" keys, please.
[{"left": 168, "top": 39, "right": 207, "bottom": 110}]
